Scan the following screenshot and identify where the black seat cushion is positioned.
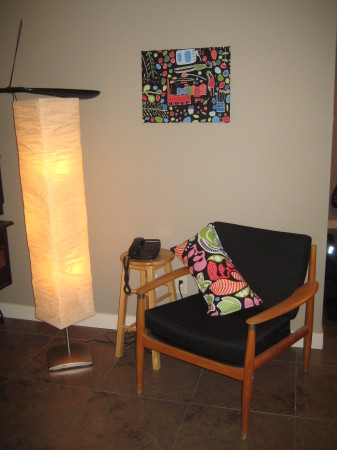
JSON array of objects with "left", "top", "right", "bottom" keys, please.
[
  {"left": 145, "top": 293, "right": 290, "bottom": 366},
  {"left": 214, "top": 222, "right": 311, "bottom": 319}
]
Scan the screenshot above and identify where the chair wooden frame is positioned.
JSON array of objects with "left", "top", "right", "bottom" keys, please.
[{"left": 135, "top": 245, "right": 318, "bottom": 439}]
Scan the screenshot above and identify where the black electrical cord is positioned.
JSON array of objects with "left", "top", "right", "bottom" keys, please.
[
  {"left": 178, "top": 280, "right": 184, "bottom": 299},
  {"left": 123, "top": 255, "right": 132, "bottom": 294},
  {"left": 8, "top": 19, "right": 22, "bottom": 90},
  {"left": 84, "top": 331, "right": 115, "bottom": 345},
  {"left": 1, "top": 19, "right": 100, "bottom": 100},
  {"left": 84, "top": 330, "right": 136, "bottom": 350}
]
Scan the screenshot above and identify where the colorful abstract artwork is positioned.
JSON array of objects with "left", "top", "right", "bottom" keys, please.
[{"left": 142, "top": 46, "right": 230, "bottom": 124}]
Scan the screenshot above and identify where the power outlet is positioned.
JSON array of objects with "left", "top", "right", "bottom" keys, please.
[{"left": 175, "top": 275, "right": 188, "bottom": 297}]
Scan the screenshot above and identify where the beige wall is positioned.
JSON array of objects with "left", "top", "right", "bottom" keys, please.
[{"left": 0, "top": 0, "right": 336, "bottom": 336}]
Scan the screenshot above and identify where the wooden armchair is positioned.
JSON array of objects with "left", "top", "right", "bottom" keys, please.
[{"left": 134, "top": 222, "right": 319, "bottom": 439}]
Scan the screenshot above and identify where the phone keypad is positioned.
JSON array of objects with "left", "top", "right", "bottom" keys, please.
[{"left": 138, "top": 241, "right": 160, "bottom": 259}]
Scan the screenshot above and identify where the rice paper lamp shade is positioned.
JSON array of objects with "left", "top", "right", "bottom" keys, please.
[{"left": 13, "top": 97, "right": 95, "bottom": 329}]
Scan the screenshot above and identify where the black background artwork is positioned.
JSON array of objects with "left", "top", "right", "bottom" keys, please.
[{"left": 142, "top": 46, "right": 230, "bottom": 123}]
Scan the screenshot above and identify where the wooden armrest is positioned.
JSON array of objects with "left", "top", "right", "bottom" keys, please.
[
  {"left": 246, "top": 280, "right": 319, "bottom": 326},
  {"left": 134, "top": 266, "right": 189, "bottom": 296}
]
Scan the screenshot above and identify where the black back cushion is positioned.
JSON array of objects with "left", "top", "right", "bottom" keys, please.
[{"left": 213, "top": 222, "right": 312, "bottom": 319}]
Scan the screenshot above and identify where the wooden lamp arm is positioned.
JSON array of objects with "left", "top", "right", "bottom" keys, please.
[
  {"left": 134, "top": 266, "right": 189, "bottom": 296},
  {"left": 246, "top": 280, "right": 318, "bottom": 326}
]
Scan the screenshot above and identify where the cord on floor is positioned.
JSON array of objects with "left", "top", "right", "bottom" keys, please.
[{"left": 84, "top": 330, "right": 136, "bottom": 350}]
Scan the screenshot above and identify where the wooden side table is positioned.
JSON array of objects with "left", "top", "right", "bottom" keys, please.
[
  {"left": 0, "top": 220, "right": 14, "bottom": 325},
  {"left": 0, "top": 221, "right": 14, "bottom": 289},
  {"left": 115, "top": 248, "right": 176, "bottom": 369}
]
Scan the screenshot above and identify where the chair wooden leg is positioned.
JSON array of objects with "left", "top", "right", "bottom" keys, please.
[
  {"left": 241, "top": 326, "right": 256, "bottom": 439},
  {"left": 136, "top": 294, "right": 146, "bottom": 395},
  {"left": 241, "top": 375, "right": 254, "bottom": 439},
  {"left": 303, "top": 297, "right": 314, "bottom": 371},
  {"left": 304, "top": 245, "right": 316, "bottom": 371}
]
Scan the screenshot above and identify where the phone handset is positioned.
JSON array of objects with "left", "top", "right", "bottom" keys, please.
[{"left": 128, "top": 237, "right": 145, "bottom": 259}]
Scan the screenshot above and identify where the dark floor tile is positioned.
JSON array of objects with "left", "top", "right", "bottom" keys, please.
[
  {"left": 295, "top": 417, "right": 337, "bottom": 450},
  {"left": 15, "top": 336, "right": 117, "bottom": 390},
  {"left": 175, "top": 404, "right": 295, "bottom": 450},
  {"left": 296, "top": 348, "right": 324, "bottom": 366},
  {"left": 141, "top": 353, "right": 202, "bottom": 402},
  {"left": 0, "top": 317, "right": 59, "bottom": 336},
  {"left": 296, "top": 364, "right": 337, "bottom": 421},
  {"left": 100, "top": 345, "right": 202, "bottom": 402},
  {"left": 193, "top": 360, "right": 296, "bottom": 415},
  {"left": 2, "top": 316, "right": 337, "bottom": 449},
  {"left": 0, "top": 330, "right": 52, "bottom": 377},
  {"left": 251, "top": 360, "right": 296, "bottom": 415},
  {"left": 295, "top": 327, "right": 337, "bottom": 367},
  {"left": 55, "top": 391, "right": 188, "bottom": 450},
  {"left": 274, "top": 347, "right": 298, "bottom": 362},
  {"left": 96, "top": 344, "right": 139, "bottom": 395},
  {"left": 322, "top": 309, "right": 337, "bottom": 330},
  {"left": 192, "top": 369, "right": 242, "bottom": 409},
  {"left": 0, "top": 378, "right": 92, "bottom": 450},
  {"left": 317, "top": 325, "right": 337, "bottom": 366}
]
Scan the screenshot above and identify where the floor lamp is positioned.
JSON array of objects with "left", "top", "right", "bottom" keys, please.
[{"left": 13, "top": 97, "right": 96, "bottom": 371}]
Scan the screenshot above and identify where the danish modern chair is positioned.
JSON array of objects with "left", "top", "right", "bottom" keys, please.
[{"left": 135, "top": 222, "right": 319, "bottom": 439}]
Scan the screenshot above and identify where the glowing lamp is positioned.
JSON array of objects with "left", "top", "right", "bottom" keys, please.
[{"left": 13, "top": 97, "right": 95, "bottom": 370}]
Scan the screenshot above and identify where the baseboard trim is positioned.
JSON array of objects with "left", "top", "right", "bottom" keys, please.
[
  {"left": 0, "top": 302, "right": 134, "bottom": 331},
  {"left": 291, "top": 333, "right": 323, "bottom": 350},
  {"left": 0, "top": 302, "right": 324, "bottom": 349}
]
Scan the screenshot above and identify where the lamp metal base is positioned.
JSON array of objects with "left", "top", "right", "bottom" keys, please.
[
  {"left": 48, "top": 342, "right": 93, "bottom": 371},
  {"left": 47, "top": 327, "right": 93, "bottom": 372}
]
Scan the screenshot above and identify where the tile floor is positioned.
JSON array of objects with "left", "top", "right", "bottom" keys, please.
[{"left": 0, "top": 313, "right": 337, "bottom": 450}]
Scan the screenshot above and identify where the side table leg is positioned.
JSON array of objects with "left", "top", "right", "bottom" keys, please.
[
  {"left": 146, "top": 266, "right": 161, "bottom": 370},
  {"left": 140, "top": 270, "right": 149, "bottom": 310},
  {"left": 115, "top": 267, "right": 128, "bottom": 358},
  {"left": 165, "top": 261, "right": 177, "bottom": 302}
]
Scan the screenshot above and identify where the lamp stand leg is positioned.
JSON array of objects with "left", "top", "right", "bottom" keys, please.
[{"left": 47, "top": 327, "right": 93, "bottom": 371}]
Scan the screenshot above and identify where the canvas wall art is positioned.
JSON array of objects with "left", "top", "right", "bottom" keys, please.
[{"left": 142, "top": 46, "right": 230, "bottom": 124}]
